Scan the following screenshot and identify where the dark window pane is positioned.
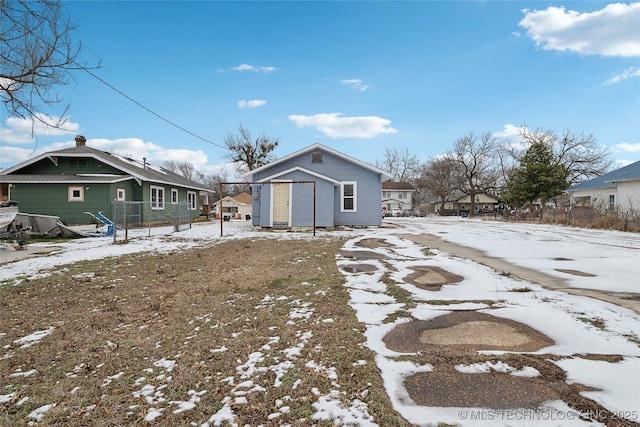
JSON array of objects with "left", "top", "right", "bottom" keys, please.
[
  {"left": 344, "top": 184, "right": 354, "bottom": 197},
  {"left": 344, "top": 198, "right": 354, "bottom": 210}
]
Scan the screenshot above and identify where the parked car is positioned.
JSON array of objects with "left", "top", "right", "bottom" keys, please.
[{"left": 391, "top": 208, "right": 403, "bottom": 217}]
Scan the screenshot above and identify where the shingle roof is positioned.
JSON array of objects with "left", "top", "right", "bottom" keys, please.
[
  {"left": 568, "top": 160, "right": 640, "bottom": 191},
  {"left": 382, "top": 181, "right": 415, "bottom": 190},
  {"left": 1, "top": 145, "right": 209, "bottom": 191},
  {"left": 232, "top": 192, "right": 252, "bottom": 204},
  {"left": 241, "top": 143, "right": 393, "bottom": 181}
]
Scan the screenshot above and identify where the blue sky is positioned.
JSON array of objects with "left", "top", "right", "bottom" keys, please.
[{"left": 1, "top": 1, "right": 639, "bottom": 177}]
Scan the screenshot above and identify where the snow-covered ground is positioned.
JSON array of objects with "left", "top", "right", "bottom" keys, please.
[{"left": 1, "top": 216, "right": 638, "bottom": 426}]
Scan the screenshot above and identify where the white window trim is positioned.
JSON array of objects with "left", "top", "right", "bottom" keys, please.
[
  {"left": 151, "top": 185, "right": 165, "bottom": 210},
  {"left": 187, "top": 191, "right": 197, "bottom": 210},
  {"left": 68, "top": 186, "right": 84, "bottom": 202},
  {"left": 340, "top": 181, "right": 357, "bottom": 212},
  {"left": 171, "top": 188, "right": 179, "bottom": 204},
  {"left": 116, "top": 187, "right": 126, "bottom": 201}
]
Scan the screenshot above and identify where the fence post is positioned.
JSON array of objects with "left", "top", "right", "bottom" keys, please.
[
  {"left": 112, "top": 200, "right": 117, "bottom": 244},
  {"left": 124, "top": 201, "right": 129, "bottom": 241}
]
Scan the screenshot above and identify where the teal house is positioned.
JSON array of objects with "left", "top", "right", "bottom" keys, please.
[{"left": 0, "top": 135, "right": 209, "bottom": 225}]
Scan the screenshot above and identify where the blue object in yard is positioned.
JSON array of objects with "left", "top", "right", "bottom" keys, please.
[{"left": 84, "top": 211, "right": 115, "bottom": 236}]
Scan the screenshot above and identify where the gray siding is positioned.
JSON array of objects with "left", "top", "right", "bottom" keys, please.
[
  {"left": 334, "top": 170, "right": 383, "bottom": 226},
  {"left": 285, "top": 170, "right": 334, "bottom": 227}
]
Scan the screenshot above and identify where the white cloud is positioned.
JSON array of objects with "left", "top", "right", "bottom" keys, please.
[
  {"left": 288, "top": 113, "right": 397, "bottom": 139},
  {"left": 340, "top": 79, "right": 368, "bottom": 91},
  {"left": 493, "top": 123, "right": 524, "bottom": 140},
  {"left": 0, "top": 136, "right": 218, "bottom": 175},
  {"left": 493, "top": 124, "right": 527, "bottom": 152},
  {"left": 519, "top": 2, "right": 640, "bottom": 57},
  {"left": 86, "top": 139, "right": 211, "bottom": 170},
  {"left": 86, "top": 137, "right": 164, "bottom": 157},
  {"left": 149, "top": 148, "right": 209, "bottom": 169},
  {"left": 231, "top": 64, "right": 277, "bottom": 73},
  {"left": 238, "top": 99, "right": 267, "bottom": 109},
  {"left": 613, "top": 142, "right": 640, "bottom": 153},
  {"left": 0, "top": 145, "right": 36, "bottom": 170},
  {"left": 0, "top": 114, "right": 79, "bottom": 144},
  {"left": 604, "top": 67, "right": 640, "bottom": 85}
]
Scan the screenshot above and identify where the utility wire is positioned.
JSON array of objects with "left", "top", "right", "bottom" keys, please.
[
  {"left": 8, "top": 5, "right": 228, "bottom": 151},
  {"left": 78, "top": 64, "right": 229, "bottom": 151}
]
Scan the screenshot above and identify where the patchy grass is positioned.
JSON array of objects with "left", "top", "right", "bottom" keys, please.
[
  {"left": 0, "top": 238, "right": 411, "bottom": 426},
  {"left": 509, "top": 286, "right": 534, "bottom": 293},
  {"left": 422, "top": 248, "right": 436, "bottom": 257},
  {"left": 578, "top": 316, "right": 607, "bottom": 330}
]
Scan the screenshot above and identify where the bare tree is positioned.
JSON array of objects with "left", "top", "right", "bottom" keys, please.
[
  {"left": 1, "top": 0, "right": 94, "bottom": 128},
  {"left": 163, "top": 160, "right": 200, "bottom": 181},
  {"left": 375, "top": 147, "right": 419, "bottom": 182},
  {"left": 224, "top": 124, "right": 279, "bottom": 175},
  {"left": 449, "top": 132, "right": 501, "bottom": 217},
  {"left": 199, "top": 169, "right": 228, "bottom": 200},
  {"left": 415, "top": 156, "right": 463, "bottom": 213}
]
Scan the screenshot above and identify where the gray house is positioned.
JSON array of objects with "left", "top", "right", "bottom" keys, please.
[{"left": 242, "top": 144, "right": 392, "bottom": 228}]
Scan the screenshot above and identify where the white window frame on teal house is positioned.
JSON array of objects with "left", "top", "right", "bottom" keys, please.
[
  {"left": 340, "top": 181, "right": 357, "bottom": 212},
  {"left": 116, "top": 187, "right": 126, "bottom": 201},
  {"left": 171, "top": 188, "right": 179, "bottom": 204},
  {"left": 187, "top": 191, "right": 197, "bottom": 210},
  {"left": 68, "top": 186, "right": 84, "bottom": 202},
  {"left": 151, "top": 185, "right": 165, "bottom": 210}
]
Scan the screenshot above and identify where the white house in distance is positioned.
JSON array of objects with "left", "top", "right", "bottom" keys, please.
[
  {"left": 211, "top": 192, "right": 252, "bottom": 220},
  {"left": 382, "top": 182, "right": 414, "bottom": 215},
  {"left": 566, "top": 160, "right": 640, "bottom": 214}
]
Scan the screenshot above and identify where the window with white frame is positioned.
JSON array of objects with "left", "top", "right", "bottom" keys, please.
[
  {"left": 68, "top": 186, "right": 84, "bottom": 202},
  {"left": 171, "top": 188, "right": 179, "bottom": 204},
  {"left": 341, "top": 182, "right": 357, "bottom": 212},
  {"left": 608, "top": 194, "right": 616, "bottom": 211},
  {"left": 187, "top": 191, "right": 197, "bottom": 210},
  {"left": 151, "top": 186, "right": 165, "bottom": 210},
  {"left": 116, "top": 187, "right": 126, "bottom": 201}
]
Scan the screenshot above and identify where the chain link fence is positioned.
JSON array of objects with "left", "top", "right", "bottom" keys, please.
[{"left": 111, "top": 200, "right": 192, "bottom": 242}]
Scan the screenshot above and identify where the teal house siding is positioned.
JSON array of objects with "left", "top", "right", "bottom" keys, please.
[
  {"left": 0, "top": 136, "right": 209, "bottom": 226},
  {"left": 244, "top": 144, "right": 391, "bottom": 228},
  {"left": 9, "top": 181, "right": 120, "bottom": 225}
]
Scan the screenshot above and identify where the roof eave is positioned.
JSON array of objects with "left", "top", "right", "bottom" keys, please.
[{"left": 242, "top": 143, "right": 393, "bottom": 181}]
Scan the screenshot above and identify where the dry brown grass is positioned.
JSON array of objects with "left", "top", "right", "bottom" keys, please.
[{"left": 0, "top": 238, "right": 412, "bottom": 426}]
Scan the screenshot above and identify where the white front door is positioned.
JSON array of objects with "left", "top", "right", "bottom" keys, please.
[{"left": 273, "top": 182, "right": 290, "bottom": 224}]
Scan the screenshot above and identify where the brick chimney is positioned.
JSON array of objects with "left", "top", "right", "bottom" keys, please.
[{"left": 75, "top": 135, "right": 87, "bottom": 147}]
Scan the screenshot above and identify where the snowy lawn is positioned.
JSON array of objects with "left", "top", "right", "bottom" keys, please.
[{"left": 1, "top": 217, "right": 638, "bottom": 426}]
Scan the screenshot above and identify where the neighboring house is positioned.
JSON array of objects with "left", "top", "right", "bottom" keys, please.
[
  {"left": 0, "top": 135, "right": 210, "bottom": 225},
  {"left": 431, "top": 191, "right": 501, "bottom": 216},
  {"left": 211, "top": 192, "right": 252, "bottom": 220},
  {"left": 242, "top": 143, "right": 392, "bottom": 228},
  {"left": 566, "top": 160, "right": 640, "bottom": 214},
  {"left": 382, "top": 181, "right": 415, "bottom": 214}
]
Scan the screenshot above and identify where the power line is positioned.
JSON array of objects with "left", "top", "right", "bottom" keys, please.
[
  {"left": 7, "top": 3, "right": 228, "bottom": 151},
  {"left": 78, "top": 65, "right": 229, "bottom": 151}
]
